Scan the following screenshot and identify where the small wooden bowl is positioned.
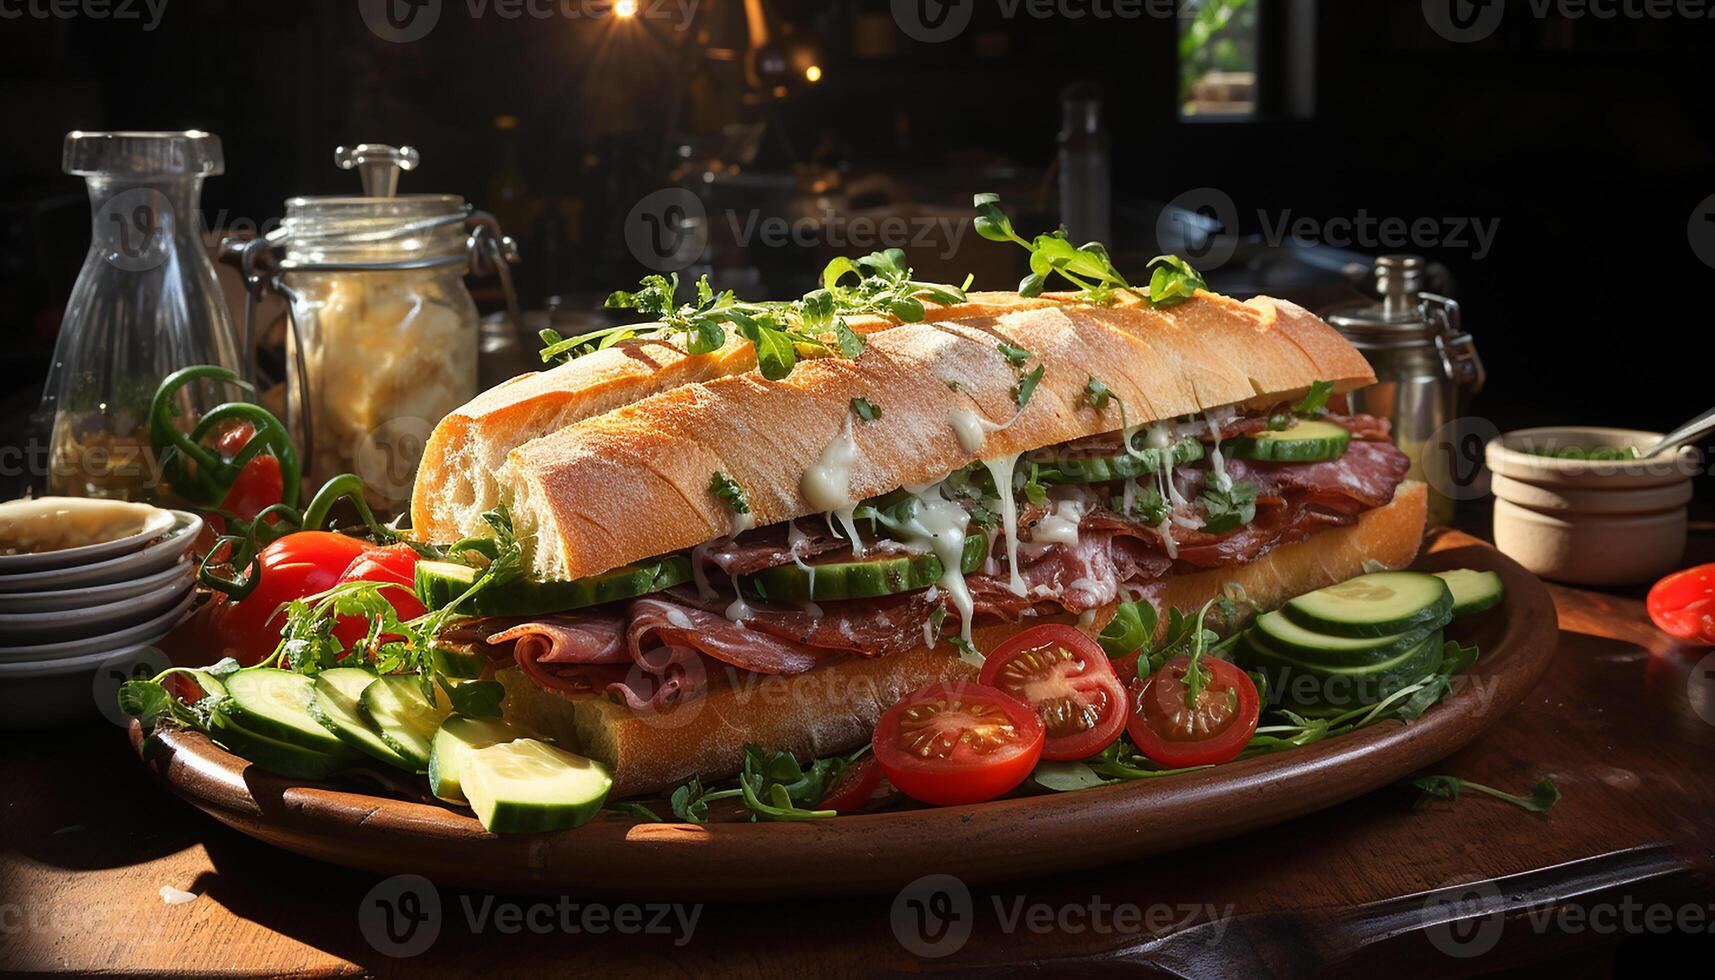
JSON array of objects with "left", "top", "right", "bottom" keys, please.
[{"left": 1487, "top": 427, "right": 1699, "bottom": 586}]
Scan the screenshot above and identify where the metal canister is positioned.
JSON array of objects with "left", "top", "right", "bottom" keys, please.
[{"left": 1321, "top": 255, "right": 1485, "bottom": 525}]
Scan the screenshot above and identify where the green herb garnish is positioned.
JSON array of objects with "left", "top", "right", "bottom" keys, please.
[
  {"left": 972, "top": 192, "right": 1204, "bottom": 307},
  {"left": 1012, "top": 363, "right": 1045, "bottom": 408},
  {"left": 1199, "top": 480, "right": 1258, "bottom": 534},
  {"left": 708, "top": 470, "right": 750, "bottom": 515},
  {"left": 850, "top": 397, "right": 882, "bottom": 422},
  {"left": 1404, "top": 774, "right": 1561, "bottom": 814},
  {"left": 1295, "top": 379, "right": 1334, "bottom": 416}
]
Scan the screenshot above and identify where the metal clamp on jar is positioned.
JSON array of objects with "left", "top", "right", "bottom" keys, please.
[
  {"left": 222, "top": 144, "right": 521, "bottom": 513},
  {"left": 1322, "top": 255, "right": 1485, "bottom": 525}
]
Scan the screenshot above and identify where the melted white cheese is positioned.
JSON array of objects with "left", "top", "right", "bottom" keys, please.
[
  {"left": 666, "top": 607, "right": 695, "bottom": 630},
  {"left": 725, "top": 592, "right": 755, "bottom": 623},
  {"left": 1031, "top": 499, "right": 1085, "bottom": 547},
  {"left": 804, "top": 416, "right": 867, "bottom": 556},
  {"left": 980, "top": 452, "right": 1027, "bottom": 596},
  {"left": 948, "top": 408, "right": 1014, "bottom": 455},
  {"left": 1205, "top": 407, "right": 1235, "bottom": 492},
  {"left": 892, "top": 486, "right": 979, "bottom": 644},
  {"left": 689, "top": 541, "right": 717, "bottom": 600}
]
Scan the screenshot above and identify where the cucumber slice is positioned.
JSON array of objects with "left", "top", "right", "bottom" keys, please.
[
  {"left": 208, "top": 712, "right": 357, "bottom": 780},
  {"left": 1240, "top": 629, "right": 1444, "bottom": 713},
  {"left": 1435, "top": 569, "right": 1506, "bottom": 616},
  {"left": 308, "top": 667, "right": 415, "bottom": 771},
  {"left": 221, "top": 668, "right": 354, "bottom": 757},
  {"left": 1282, "top": 571, "right": 1453, "bottom": 638},
  {"left": 358, "top": 674, "right": 454, "bottom": 768},
  {"left": 429, "top": 715, "right": 521, "bottom": 804},
  {"left": 1226, "top": 419, "right": 1351, "bottom": 462},
  {"left": 415, "top": 555, "right": 692, "bottom": 618},
  {"left": 461, "top": 738, "right": 612, "bottom": 834},
  {"left": 743, "top": 531, "right": 988, "bottom": 603},
  {"left": 1034, "top": 436, "right": 1205, "bottom": 484},
  {"left": 1252, "top": 609, "right": 1441, "bottom": 666}
]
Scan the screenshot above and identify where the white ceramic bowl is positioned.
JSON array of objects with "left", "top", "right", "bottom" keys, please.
[
  {"left": 0, "top": 497, "right": 178, "bottom": 574},
  {"left": 1487, "top": 427, "right": 1700, "bottom": 586},
  {"left": 0, "top": 589, "right": 197, "bottom": 664},
  {"left": 0, "top": 558, "right": 193, "bottom": 614},
  {"left": 0, "top": 572, "right": 194, "bottom": 644},
  {"left": 0, "top": 511, "right": 201, "bottom": 594},
  {"left": 0, "top": 637, "right": 175, "bottom": 729}
]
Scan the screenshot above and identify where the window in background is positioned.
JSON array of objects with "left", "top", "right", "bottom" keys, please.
[{"left": 1179, "top": 0, "right": 1258, "bottom": 118}]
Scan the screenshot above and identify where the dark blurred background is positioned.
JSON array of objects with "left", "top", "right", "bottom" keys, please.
[{"left": 3, "top": 0, "right": 1712, "bottom": 495}]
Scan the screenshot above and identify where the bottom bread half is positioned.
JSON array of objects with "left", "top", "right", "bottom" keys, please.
[{"left": 497, "top": 480, "right": 1429, "bottom": 798}]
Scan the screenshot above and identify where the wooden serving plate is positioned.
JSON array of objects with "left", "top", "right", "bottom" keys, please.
[{"left": 129, "top": 529, "right": 1557, "bottom": 899}]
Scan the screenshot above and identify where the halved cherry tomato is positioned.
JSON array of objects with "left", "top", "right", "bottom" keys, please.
[
  {"left": 1648, "top": 564, "right": 1715, "bottom": 646},
  {"left": 210, "top": 531, "right": 376, "bottom": 664},
  {"left": 873, "top": 681, "right": 1044, "bottom": 806},
  {"left": 818, "top": 755, "right": 884, "bottom": 813},
  {"left": 209, "top": 422, "right": 284, "bottom": 534},
  {"left": 979, "top": 624, "right": 1127, "bottom": 761},
  {"left": 1126, "top": 655, "right": 1260, "bottom": 768},
  {"left": 331, "top": 543, "right": 426, "bottom": 650}
]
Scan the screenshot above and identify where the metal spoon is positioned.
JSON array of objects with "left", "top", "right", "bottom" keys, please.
[{"left": 1641, "top": 405, "right": 1715, "bottom": 459}]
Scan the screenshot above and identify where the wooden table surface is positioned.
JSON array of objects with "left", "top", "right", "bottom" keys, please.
[{"left": 3, "top": 528, "right": 1714, "bottom": 978}]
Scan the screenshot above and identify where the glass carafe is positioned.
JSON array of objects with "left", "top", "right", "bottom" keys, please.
[{"left": 36, "top": 131, "right": 246, "bottom": 502}]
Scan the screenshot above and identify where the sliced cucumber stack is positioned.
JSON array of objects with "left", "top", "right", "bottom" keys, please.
[
  {"left": 1435, "top": 569, "right": 1505, "bottom": 616},
  {"left": 429, "top": 715, "right": 519, "bottom": 804},
  {"left": 1226, "top": 419, "right": 1351, "bottom": 462},
  {"left": 308, "top": 667, "right": 415, "bottom": 771},
  {"left": 460, "top": 738, "right": 612, "bottom": 833},
  {"left": 743, "top": 531, "right": 989, "bottom": 603},
  {"left": 209, "top": 713, "right": 360, "bottom": 780},
  {"left": 1239, "top": 628, "right": 1445, "bottom": 714},
  {"left": 1282, "top": 571, "right": 1453, "bottom": 638},
  {"left": 1252, "top": 610, "right": 1437, "bottom": 668},
  {"left": 415, "top": 555, "right": 692, "bottom": 618},
  {"left": 213, "top": 668, "right": 362, "bottom": 778},
  {"left": 1033, "top": 436, "right": 1205, "bottom": 484},
  {"left": 359, "top": 674, "right": 454, "bottom": 769}
]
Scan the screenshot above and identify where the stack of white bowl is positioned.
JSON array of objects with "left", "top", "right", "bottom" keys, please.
[{"left": 0, "top": 498, "right": 204, "bottom": 728}]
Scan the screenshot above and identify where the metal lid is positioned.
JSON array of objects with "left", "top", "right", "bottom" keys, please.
[
  {"left": 1323, "top": 254, "right": 1434, "bottom": 343},
  {"left": 274, "top": 144, "right": 469, "bottom": 269},
  {"left": 63, "top": 130, "right": 223, "bottom": 178}
]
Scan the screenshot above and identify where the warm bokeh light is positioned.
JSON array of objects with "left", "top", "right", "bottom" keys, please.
[
  {"left": 804, "top": 64, "right": 822, "bottom": 83},
  {"left": 614, "top": 0, "right": 637, "bottom": 18}
]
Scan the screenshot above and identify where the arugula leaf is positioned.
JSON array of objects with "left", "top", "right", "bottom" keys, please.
[
  {"left": 1098, "top": 599, "right": 1157, "bottom": 659},
  {"left": 1406, "top": 774, "right": 1561, "bottom": 813},
  {"left": 997, "top": 341, "right": 1032, "bottom": 366},
  {"left": 1083, "top": 376, "right": 1113, "bottom": 411},
  {"left": 1110, "top": 483, "right": 1168, "bottom": 526},
  {"left": 708, "top": 471, "right": 751, "bottom": 515},
  {"left": 1145, "top": 255, "right": 1207, "bottom": 307},
  {"left": 1012, "top": 363, "right": 1045, "bottom": 408},
  {"left": 1295, "top": 379, "right": 1335, "bottom": 416},
  {"left": 445, "top": 678, "right": 505, "bottom": 719},
  {"left": 1019, "top": 463, "right": 1048, "bottom": 507},
  {"left": 850, "top": 397, "right": 882, "bottom": 422},
  {"left": 1199, "top": 480, "right": 1258, "bottom": 534},
  {"left": 735, "top": 744, "right": 839, "bottom": 821}
]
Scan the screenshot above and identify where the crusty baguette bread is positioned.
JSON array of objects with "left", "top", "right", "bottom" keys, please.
[
  {"left": 475, "top": 293, "right": 1371, "bottom": 579},
  {"left": 410, "top": 291, "right": 1066, "bottom": 544},
  {"left": 498, "top": 480, "right": 1426, "bottom": 798}
]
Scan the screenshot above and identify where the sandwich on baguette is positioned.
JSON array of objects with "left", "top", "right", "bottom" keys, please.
[{"left": 409, "top": 286, "right": 1425, "bottom": 800}]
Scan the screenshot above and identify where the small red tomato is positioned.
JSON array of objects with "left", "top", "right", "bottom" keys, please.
[
  {"left": 210, "top": 422, "right": 284, "bottom": 533},
  {"left": 873, "top": 681, "right": 1045, "bottom": 806},
  {"left": 818, "top": 755, "right": 885, "bottom": 813},
  {"left": 331, "top": 544, "right": 426, "bottom": 651},
  {"left": 211, "top": 531, "right": 376, "bottom": 664},
  {"left": 1648, "top": 564, "right": 1715, "bottom": 646},
  {"left": 1126, "top": 655, "right": 1261, "bottom": 768},
  {"left": 979, "top": 624, "right": 1127, "bottom": 761}
]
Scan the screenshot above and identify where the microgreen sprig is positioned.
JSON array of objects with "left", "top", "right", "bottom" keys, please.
[{"left": 971, "top": 193, "right": 1207, "bottom": 306}]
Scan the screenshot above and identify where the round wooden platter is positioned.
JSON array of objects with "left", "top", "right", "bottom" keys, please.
[{"left": 130, "top": 529, "right": 1557, "bottom": 899}]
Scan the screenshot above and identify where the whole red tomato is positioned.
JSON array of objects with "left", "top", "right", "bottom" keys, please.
[
  {"left": 211, "top": 532, "right": 375, "bottom": 664},
  {"left": 1648, "top": 564, "right": 1715, "bottom": 646},
  {"left": 331, "top": 544, "right": 426, "bottom": 651}
]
